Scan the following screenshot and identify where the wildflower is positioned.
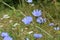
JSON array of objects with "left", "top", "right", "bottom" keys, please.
[
  {"left": 33, "top": 33, "right": 43, "bottom": 38},
  {"left": 26, "top": 0, "right": 33, "bottom": 3},
  {"left": 54, "top": 27, "right": 60, "bottom": 30},
  {"left": 13, "top": 23, "right": 19, "bottom": 27},
  {"left": 49, "top": 23, "right": 54, "bottom": 26},
  {"left": 29, "top": 4, "right": 34, "bottom": 6},
  {"left": 28, "top": 31, "right": 33, "bottom": 34},
  {"left": 3, "top": 14, "right": 10, "bottom": 19},
  {"left": 25, "top": 38, "right": 29, "bottom": 40},
  {"left": 3, "top": 36, "right": 13, "bottom": 40},
  {"left": 36, "top": 17, "right": 46, "bottom": 24},
  {"left": 32, "top": 9, "right": 42, "bottom": 17},
  {"left": 22, "top": 16, "right": 33, "bottom": 25},
  {"left": 1, "top": 32, "right": 9, "bottom": 37}
]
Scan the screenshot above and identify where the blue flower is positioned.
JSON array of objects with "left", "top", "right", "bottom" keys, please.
[
  {"left": 1, "top": 32, "right": 13, "bottom": 40},
  {"left": 33, "top": 34, "right": 43, "bottom": 38},
  {"left": 54, "top": 27, "right": 60, "bottom": 30},
  {"left": 22, "top": 16, "right": 33, "bottom": 25},
  {"left": 1, "top": 32, "right": 9, "bottom": 37},
  {"left": 36, "top": 17, "right": 46, "bottom": 24},
  {"left": 49, "top": 23, "right": 54, "bottom": 26},
  {"left": 27, "top": 0, "right": 33, "bottom": 3},
  {"left": 32, "top": 9, "right": 42, "bottom": 17},
  {"left": 3, "top": 36, "right": 13, "bottom": 40}
]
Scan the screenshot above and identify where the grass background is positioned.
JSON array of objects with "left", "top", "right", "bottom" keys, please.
[{"left": 0, "top": 0, "right": 60, "bottom": 40}]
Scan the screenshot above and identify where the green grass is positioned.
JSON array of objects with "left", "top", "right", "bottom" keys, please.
[{"left": 0, "top": 0, "right": 60, "bottom": 40}]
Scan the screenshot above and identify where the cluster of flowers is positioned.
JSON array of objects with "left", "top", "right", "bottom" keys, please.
[
  {"left": 49, "top": 23, "right": 60, "bottom": 30},
  {"left": 22, "top": 9, "right": 46, "bottom": 25},
  {"left": 22, "top": 9, "right": 60, "bottom": 40},
  {"left": 0, "top": 0, "right": 59, "bottom": 40},
  {"left": 22, "top": 9, "right": 45, "bottom": 39},
  {"left": 1, "top": 32, "right": 13, "bottom": 40}
]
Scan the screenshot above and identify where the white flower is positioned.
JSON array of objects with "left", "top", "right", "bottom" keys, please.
[
  {"left": 54, "top": 27, "right": 60, "bottom": 30},
  {"left": 30, "top": 4, "right": 34, "bottom": 6},
  {"left": 3, "top": 14, "right": 10, "bottom": 19},
  {"left": 13, "top": 23, "right": 19, "bottom": 27},
  {"left": 28, "top": 31, "right": 33, "bottom": 34}
]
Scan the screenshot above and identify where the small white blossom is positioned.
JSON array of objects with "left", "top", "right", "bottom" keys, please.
[
  {"left": 13, "top": 23, "right": 19, "bottom": 27},
  {"left": 30, "top": 4, "right": 34, "bottom": 6},
  {"left": 54, "top": 27, "right": 60, "bottom": 30},
  {"left": 28, "top": 31, "right": 33, "bottom": 34},
  {"left": 3, "top": 14, "right": 10, "bottom": 19}
]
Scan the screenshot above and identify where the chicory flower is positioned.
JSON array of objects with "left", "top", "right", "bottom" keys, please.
[
  {"left": 33, "top": 33, "right": 43, "bottom": 38},
  {"left": 3, "top": 36, "right": 13, "bottom": 40},
  {"left": 22, "top": 16, "right": 33, "bottom": 25},
  {"left": 1, "top": 32, "right": 9, "bottom": 37},
  {"left": 32, "top": 9, "right": 42, "bottom": 17},
  {"left": 36, "top": 17, "right": 46, "bottom": 24}
]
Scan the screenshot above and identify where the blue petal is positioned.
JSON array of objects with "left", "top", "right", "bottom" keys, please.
[
  {"left": 33, "top": 34, "right": 43, "bottom": 38},
  {"left": 32, "top": 9, "right": 42, "bottom": 17},
  {"left": 22, "top": 16, "right": 33, "bottom": 25},
  {"left": 36, "top": 17, "right": 44, "bottom": 24},
  {"left": 49, "top": 23, "right": 54, "bottom": 26},
  {"left": 27, "top": 0, "right": 32, "bottom": 3},
  {"left": 43, "top": 18, "right": 46, "bottom": 22},
  {"left": 3, "top": 36, "right": 13, "bottom": 40},
  {"left": 1, "top": 32, "right": 9, "bottom": 37}
]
